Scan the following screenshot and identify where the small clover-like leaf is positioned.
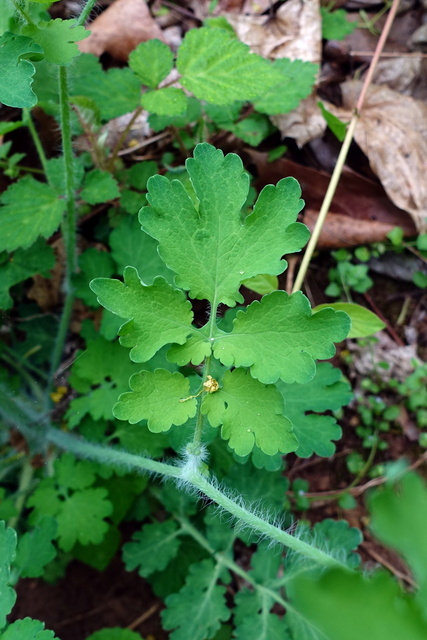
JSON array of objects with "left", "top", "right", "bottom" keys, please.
[
  {"left": 22, "top": 19, "right": 89, "bottom": 65},
  {"left": 0, "top": 33, "right": 43, "bottom": 108},
  {"left": 90, "top": 267, "right": 194, "bottom": 362},
  {"left": 55, "top": 488, "right": 112, "bottom": 552},
  {"left": 0, "top": 176, "right": 66, "bottom": 253},
  {"left": 276, "top": 362, "right": 352, "bottom": 458},
  {"left": 202, "top": 368, "right": 298, "bottom": 457},
  {"left": 123, "top": 519, "right": 182, "bottom": 577},
  {"left": 177, "top": 27, "right": 282, "bottom": 105},
  {"left": 213, "top": 291, "right": 350, "bottom": 384},
  {"left": 141, "top": 88, "right": 188, "bottom": 116},
  {"left": 129, "top": 39, "right": 174, "bottom": 88},
  {"left": 140, "top": 143, "right": 308, "bottom": 306},
  {"left": 113, "top": 369, "right": 197, "bottom": 432},
  {"left": 80, "top": 169, "right": 120, "bottom": 205}
]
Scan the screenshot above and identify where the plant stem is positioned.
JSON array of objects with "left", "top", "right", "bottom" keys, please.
[
  {"left": 178, "top": 516, "right": 290, "bottom": 610},
  {"left": 188, "top": 470, "right": 346, "bottom": 569},
  {"left": 292, "top": 0, "right": 401, "bottom": 294},
  {"left": 10, "top": 0, "right": 33, "bottom": 24},
  {"left": 22, "top": 109, "right": 50, "bottom": 180},
  {"left": 76, "top": 0, "right": 98, "bottom": 25},
  {"left": 8, "top": 458, "right": 34, "bottom": 530},
  {"left": 46, "top": 428, "right": 347, "bottom": 568},
  {"left": 49, "top": 66, "right": 77, "bottom": 381}
]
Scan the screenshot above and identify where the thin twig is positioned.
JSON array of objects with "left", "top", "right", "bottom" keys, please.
[
  {"left": 292, "top": 0, "right": 402, "bottom": 293},
  {"left": 361, "top": 540, "right": 417, "bottom": 588},
  {"left": 362, "top": 292, "right": 405, "bottom": 346},
  {"left": 127, "top": 603, "right": 160, "bottom": 630}
]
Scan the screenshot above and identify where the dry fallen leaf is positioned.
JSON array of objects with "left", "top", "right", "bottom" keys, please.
[
  {"left": 325, "top": 81, "right": 427, "bottom": 232},
  {"left": 79, "top": 0, "right": 165, "bottom": 61}
]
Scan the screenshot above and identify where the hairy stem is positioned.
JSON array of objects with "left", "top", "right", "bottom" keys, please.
[
  {"left": 49, "top": 66, "right": 77, "bottom": 381},
  {"left": 76, "top": 0, "right": 98, "bottom": 26},
  {"left": 47, "top": 428, "right": 347, "bottom": 568}
]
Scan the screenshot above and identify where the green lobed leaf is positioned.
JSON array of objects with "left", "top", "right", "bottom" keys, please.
[
  {"left": 202, "top": 368, "right": 298, "bottom": 457},
  {"left": 0, "top": 176, "right": 66, "bottom": 253},
  {"left": 22, "top": 19, "right": 89, "bottom": 65},
  {"left": 90, "top": 267, "right": 194, "bottom": 362},
  {"left": 80, "top": 169, "right": 120, "bottom": 205},
  {"left": 1, "top": 618, "right": 58, "bottom": 639},
  {"left": 234, "top": 589, "right": 290, "bottom": 640},
  {"left": 162, "top": 559, "right": 230, "bottom": 640},
  {"left": 291, "top": 568, "right": 427, "bottom": 640},
  {"left": 313, "top": 302, "right": 385, "bottom": 338},
  {"left": 129, "top": 39, "right": 174, "bottom": 88},
  {"left": 177, "top": 27, "right": 282, "bottom": 105},
  {"left": 317, "top": 101, "right": 348, "bottom": 142},
  {"left": 369, "top": 472, "right": 427, "bottom": 606},
  {"left": 141, "top": 88, "right": 188, "bottom": 116},
  {"left": 276, "top": 362, "right": 352, "bottom": 458},
  {"left": 15, "top": 518, "right": 57, "bottom": 579},
  {"left": 123, "top": 519, "right": 182, "bottom": 577},
  {"left": 28, "top": 483, "right": 112, "bottom": 552},
  {"left": 213, "top": 292, "right": 350, "bottom": 384},
  {"left": 109, "top": 215, "right": 174, "bottom": 284},
  {"left": 113, "top": 369, "right": 197, "bottom": 431},
  {"left": 0, "top": 521, "right": 17, "bottom": 628},
  {"left": 140, "top": 143, "right": 308, "bottom": 306},
  {"left": 66, "top": 337, "right": 142, "bottom": 427},
  {"left": 0, "top": 33, "right": 43, "bottom": 108},
  {"left": 253, "top": 59, "right": 318, "bottom": 116},
  {"left": 0, "top": 239, "right": 55, "bottom": 310},
  {"left": 73, "top": 524, "right": 121, "bottom": 572}
]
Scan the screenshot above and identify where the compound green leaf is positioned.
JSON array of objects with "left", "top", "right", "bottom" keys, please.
[
  {"left": 141, "top": 88, "right": 188, "bottom": 116},
  {"left": 162, "top": 559, "right": 230, "bottom": 640},
  {"left": 129, "top": 39, "right": 173, "bottom": 88},
  {"left": 253, "top": 59, "right": 318, "bottom": 115},
  {"left": 276, "top": 362, "right": 352, "bottom": 457},
  {"left": 91, "top": 267, "right": 194, "bottom": 362},
  {"left": 86, "top": 629, "right": 143, "bottom": 640},
  {"left": 213, "top": 291, "right": 350, "bottom": 384},
  {"left": 369, "top": 472, "right": 427, "bottom": 605},
  {"left": 66, "top": 337, "right": 142, "bottom": 427},
  {"left": 291, "top": 568, "right": 427, "bottom": 640},
  {"left": 109, "top": 215, "right": 174, "bottom": 284},
  {"left": 0, "top": 521, "right": 17, "bottom": 628},
  {"left": 113, "top": 369, "right": 197, "bottom": 431},
  {"left": 140, "top": 143, "right": 308, "bottom": 306},
  {"left": 0, "top": 33, "right": 43, "bottom": 108},
  {"left": 15, "top": 518, "right": 57, "bottom": 579},
  {"left": 22, "top": 19, "right": 89, "bottom": 65},
  {"left": 73, "top": 248, "right": 115, "bottom": 307},
  {"left": 55, "top": 488, "right": 112, "bottom": 552},
  {"left": 0, "top": 239, "right": 54, "bottom": 310},
  {"left": 202, "top": 368, "right": 298, "bottom": 457},
  {"left": 235, "top": 612, "right": 290, "bottom": 640},
  {"left": 0, "top": 176, "right": 65, "bottom": 253},
  {"left": 80, "top": 169, "right": 120, "bottom": 205},
  {"left": 1, "top": 618, "right": 58, "bottom": 640},
  {"left": 177, "top": 27, "right": 282, "bottom": 105},
  {"left": 123, "top": 519, "right": 182, "bottom": 577}
]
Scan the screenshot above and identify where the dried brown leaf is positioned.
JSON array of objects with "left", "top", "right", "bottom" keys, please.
[
  {"left": 79, "top": 0, "right": 165, "bottom": 61},
  {"left": 325, "top": 81, "right": 427, "bottom": 232}
]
